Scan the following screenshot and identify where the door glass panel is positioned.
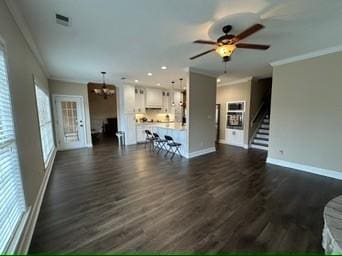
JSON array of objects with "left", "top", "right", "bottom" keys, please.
[{"left": 61, "top": 101, "right": 79, "bottom": 143}]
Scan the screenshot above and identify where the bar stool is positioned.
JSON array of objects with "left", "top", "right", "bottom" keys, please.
[
  {"left": 152, "top": 133, "right": 167, "bottom": 153},
  {"left": 144, "top": 130, "right": 154, "bottom": 150},
  {"left": 164, "top": 135, "right": 182, "bottom": 159}
]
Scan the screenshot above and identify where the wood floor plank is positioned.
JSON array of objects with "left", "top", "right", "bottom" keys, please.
[{"left": 29, "top": 139, "right": 342, "bottom": 253}]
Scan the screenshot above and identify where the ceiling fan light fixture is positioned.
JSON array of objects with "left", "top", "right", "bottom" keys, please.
[{"left": 215, "top": 44, "right": 236, "bottom": 58}]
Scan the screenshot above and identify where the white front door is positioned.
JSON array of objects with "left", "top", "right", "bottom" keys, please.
[{"left": 53, "top": 95, "right": 86, "bottom": 150}]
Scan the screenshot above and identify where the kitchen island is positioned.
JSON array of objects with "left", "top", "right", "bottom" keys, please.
[{"left": 136, "top": 122, "right": 187, "bottom": 157}]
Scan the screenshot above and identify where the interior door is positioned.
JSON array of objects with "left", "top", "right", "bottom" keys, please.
[{"left": 54, "top": 95, "right": 86, "bottom": 150}]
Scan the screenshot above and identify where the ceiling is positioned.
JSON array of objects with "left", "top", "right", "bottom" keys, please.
[{"left": 12, "top": 0, "right": 342, "bottom": 87}]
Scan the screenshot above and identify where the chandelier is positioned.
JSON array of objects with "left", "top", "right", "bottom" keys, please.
[{"left": 92, "top": 72, "right": 115, "bottom": 99}]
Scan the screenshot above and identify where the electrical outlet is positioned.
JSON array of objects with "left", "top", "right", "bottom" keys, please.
[{"left": 280, "top": 150, "right": 284, "bottom": 155}]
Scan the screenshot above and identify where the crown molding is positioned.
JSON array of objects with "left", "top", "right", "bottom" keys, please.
[
  {"left": 218, "top": 76, "right": 253, "bottom": 87},
  {"left": 5, "top": 0, "right": 49, "bottom": 77},
  {"left": 270, "top": 45, "right": 342, "bottom": 67}
]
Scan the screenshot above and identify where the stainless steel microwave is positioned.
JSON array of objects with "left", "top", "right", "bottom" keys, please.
[{"left": 227, "top": 102, "right": 245, "bottom": 112}]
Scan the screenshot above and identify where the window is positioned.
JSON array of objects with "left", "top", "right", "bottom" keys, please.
[
  {"left": 0, "top": 43, "right": 26, "bottom": 252},
  {"left": 35, "top": 84, "right": 54, "bottom": 167}
]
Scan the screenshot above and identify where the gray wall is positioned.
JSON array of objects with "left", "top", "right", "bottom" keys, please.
[
  {"left": 216, "top": 80, "right": 251, "bottom": 145},
  {"left": 0, "top": 1, "right": 48, "bottom": 206},
  {"left": 187, "top": 70, "right": 216, "bottom": 153},
  {"left": 268, "top": 51, "right": 342, "bottom": 172},
  {"left": 49, "top": 79, "right": 92, "bottom": 146}
]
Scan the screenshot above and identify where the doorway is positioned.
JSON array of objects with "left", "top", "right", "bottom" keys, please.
[
  {"left": 53, "top": 95, "right": 87, "bottom": 150},
  {"left": 87, "top": 83, "right": 117, "bottom": 146}
]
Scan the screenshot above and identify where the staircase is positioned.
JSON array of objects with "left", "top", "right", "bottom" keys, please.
[{"left": 251, "top": 114, "right": 270, "bottom": 151}]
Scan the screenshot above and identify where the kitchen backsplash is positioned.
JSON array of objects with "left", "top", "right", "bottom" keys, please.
[{"left": 136, "top": 109, "right": 175, "bottom": 122}]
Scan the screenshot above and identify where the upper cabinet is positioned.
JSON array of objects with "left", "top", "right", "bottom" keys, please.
[
  {"left": 123, "top": 85, "right": 136, "bottom": 114},
  {"left": 145, "top": 88, "right": 163, "bottom": 108},
  {"left": 135, "top": 87, "right": 145, "bottom": 113}
]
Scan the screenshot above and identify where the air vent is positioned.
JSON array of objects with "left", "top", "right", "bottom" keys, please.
[{"left": 56, "top": 13, "right": 70, "bottom": 27}]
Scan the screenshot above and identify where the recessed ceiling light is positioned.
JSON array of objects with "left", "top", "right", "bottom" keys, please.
[
  {"left": 156, "top": 83, "right": 161, "bottom": 86},
  {"left": 134, "top": 79, "right": 139, "bottom": 83},
  {"left": 161, "top": 66, "right": 167, "bottom": 70},
  {"left": 147, "top": 72, "right": 152, "bottom": 76},
  {"left": 217, "top": 78, "right": 221, "bottom": 83}
]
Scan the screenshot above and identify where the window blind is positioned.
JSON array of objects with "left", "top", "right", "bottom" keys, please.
[
  {"left": 0, "top": 44, "right": 26, "bottom": 253},
  {"left": 35, "top": 85, "right": 54, "bottom": 166}
]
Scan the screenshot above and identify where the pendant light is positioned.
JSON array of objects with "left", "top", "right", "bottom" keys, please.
[
  {"left": 92, "top": 72, "right": 115, "bottom": 99},
  {"left": 179, "top": 78, "right": 183, "bottom": 106},
  {"left": 171, "top": 81, "right": 175, "bottom": 106}
]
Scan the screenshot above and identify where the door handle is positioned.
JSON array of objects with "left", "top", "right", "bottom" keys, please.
[{"left": 80, "top": 125, "right": 84, "bottom": 127}]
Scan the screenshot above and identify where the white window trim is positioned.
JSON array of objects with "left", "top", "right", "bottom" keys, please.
[{"left": 33, "top": 77, "right": 55, "bottom": 168}]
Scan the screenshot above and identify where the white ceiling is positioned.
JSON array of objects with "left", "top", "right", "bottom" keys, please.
[{"left": 13, "top": 0, "right": 342, "bottom": 86}]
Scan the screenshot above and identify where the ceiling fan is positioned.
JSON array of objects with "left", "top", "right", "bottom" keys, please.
[{"left": 190, "top": 24, "right": 270, "bottom": 62}]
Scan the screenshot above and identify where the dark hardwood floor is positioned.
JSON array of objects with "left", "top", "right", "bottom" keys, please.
[{"left": 29, "top": 140, "right": 342, "bottom": 253}]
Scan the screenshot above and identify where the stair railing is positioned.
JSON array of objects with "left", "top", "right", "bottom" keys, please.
[{"left": 249, "top": 91, "right": 271, "bottom": 146}]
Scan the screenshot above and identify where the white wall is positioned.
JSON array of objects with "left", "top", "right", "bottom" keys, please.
[
  {"left": 0, "top": 1, "right": 49, "bottom": 206},
  {"left": 268, "top": 51, "right": 342, "bottom": 173},
  {"left": 49, "top": 79, "right": 92, "bottom": 147},
  {"left": 187, "top": 69, "right": 216, "bottom": 154}
]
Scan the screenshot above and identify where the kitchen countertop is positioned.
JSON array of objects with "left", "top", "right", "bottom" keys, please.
[
  {"left": 154, "top": 123, "right": 187, "bottom": 131},
  {"left": 136, "top": 122, "right": 186, "bottom": 131},
  {"left": 136, "top": 122, "right": 173, "bottom": 125}
]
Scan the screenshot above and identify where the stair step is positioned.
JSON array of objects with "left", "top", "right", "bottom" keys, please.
[
  {"left": 263, "top": 119, "right": 270, "bottom": 124},
  {"left": 261, "top": 124, "right": 269, "bottom": 129},
  {"left": 253, "top": 138, "right": 268, "bottom": 145},
  {"left": 250, "top": 144, "right": 268, "bottom": 151},
  {"left": 256, "top": 133, "right": 269, "bottom": 139},
  {"left": 259, "top": 129, "right": 269, "bottom": 134}
]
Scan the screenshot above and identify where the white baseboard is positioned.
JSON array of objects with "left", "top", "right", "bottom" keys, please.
[
  {"left": 15, "top": 148, "right": 57, "bottom": 253},
  {"left": 86, "top": 143, "right": 93, "bottom": 148},
  {"left": 186, "top": 147, "right": 216, "bottom": 158},
  {"left": 243, "top": 144, "right": 249, "bottom": 149},
  {"left": 266, "top": 157, "right": 342, "bottom": 180}
]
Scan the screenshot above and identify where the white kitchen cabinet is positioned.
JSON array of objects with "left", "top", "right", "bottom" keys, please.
[
  {"left": 146, "top": 88, "right": 163, "bottom": 108},
  {"left": 135, "top": 87, "right": 145, "bottom": 113},
  {"left": 136, "top": 125, "right": 147, "bottom": 143},
  {"left": 124, "top": 113, "right": 137, "bottom": 145},
  {"left": 225, "top": 128, "right": 244, "bottom": 147},
  {"left": 162, "top": 90, "right": 170, "bottom": 113},
  {"left": 123, "top": 85, "right": 136, "bottom": 114}
]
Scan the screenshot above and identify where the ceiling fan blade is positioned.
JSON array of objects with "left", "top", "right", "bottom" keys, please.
[
  {"left": 236, "top": 43, "right": 270, "bottom": 50},
  {"left": 189, "top": 49, "right": 215, "bottom": 60},
  {"left": 193, "top": 40, "right": 217, "bottom": 45},
  {"left": 233, "top": 24, "right": 264, "bottom": 43}
]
